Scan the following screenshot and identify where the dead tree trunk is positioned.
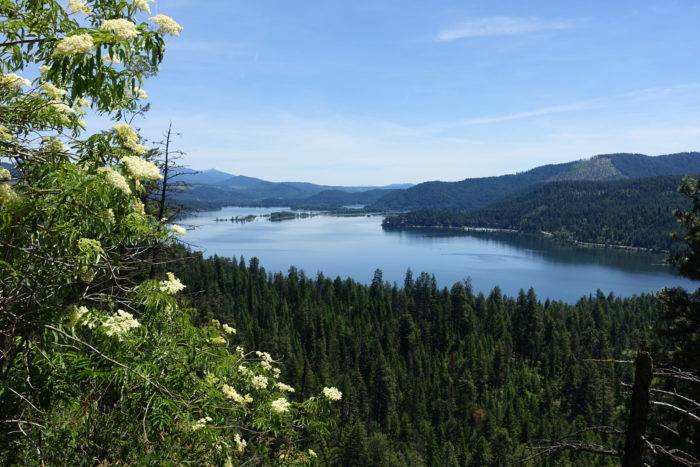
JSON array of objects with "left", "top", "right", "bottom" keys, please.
[
  {"left": 622, "top": 351, "right": 653, "bottom": 467},
  {"left": 157, "top": 121, "right": 172, "bottom": 222}
]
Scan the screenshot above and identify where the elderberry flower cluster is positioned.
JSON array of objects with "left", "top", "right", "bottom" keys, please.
[
  {"left": 112, "top": 123, "right": 147, "bottom": 155},
  {"left": 170, "top": 224, "right": 187, "bottom": 236},
  {"left": 222, "top": 384, "right": 253, "bottom": 405},
  {"left": 68, "top": 0, "right": 91, "bottom": 14},
  {"left": 276, "top": 382, "right": 295, "bottom": 393},
  {"left": 149, "top": 14, "right": 183, "bottom": 36},
  {"left": 133, "top": 0, "right": 151, "bottom": 13},
  {"left": 53, "top": 34, "right": 94, "bottom": 57},
  {"left": 1, "top": 73, "right": 30, "bottom": 89},
  {"left": 102, "top": 310, "right": 141, "bottom": 339},
  {"left": 191, "top": 416, "right": 212, "bottom": 431},
  {"left": 322, "top": 386, "right": 342, "bottom": 401},
  {"left": 251, "top": 375, "right": 268, "bottom": 389},
  {"left": 270, "top": 397, "right": 290, "bottom": 414},
  {"left": 234, "top": 434, "right": 247, "bottom": 453},
  {"left": 97, "top": 167, "right": 131, "bottom": 194},
  {"left": 122, "top": 156, "right": 162, "bottom": 181},
  {"left": 159, "top": 272, "right": 185, "bottom": 294},
  {"left": 100, "top": 19, "right": 140, "bottom": 40}
]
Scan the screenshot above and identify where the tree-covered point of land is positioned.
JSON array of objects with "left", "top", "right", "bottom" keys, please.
[
  {"left": 383, "top": 176, "right": 691, "bottom": 251},
  {"left": 0, "top": 2, "right": 338, "bottom": 464}
]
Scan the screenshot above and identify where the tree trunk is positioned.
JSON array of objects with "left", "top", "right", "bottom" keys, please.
[{"left": 622, "top": 351, "right": 653, "bottom": 467}]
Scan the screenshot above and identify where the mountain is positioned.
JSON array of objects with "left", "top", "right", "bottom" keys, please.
[
  {"left": 382, "top": 175, "right": 692, "bottom": 251},
  {"left": 175, "top": 168, "right": 238, "bottom": 185},
  {"left": 370, "top": 152, "right": 700, "bottom": 211},
  {"left": 172, "top": 169, "right": 412, "bottom": 209}
]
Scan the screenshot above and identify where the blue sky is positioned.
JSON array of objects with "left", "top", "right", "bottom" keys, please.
[{"left": 135, "top": 0, "right": 700, "bottom": 185}]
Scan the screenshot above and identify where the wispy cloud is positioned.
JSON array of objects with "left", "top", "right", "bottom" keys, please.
[
  {"left": 457, "top": 100, "right": 598, "bottom": 125},
  {"left": 436, "top": 16, "right": 572, "bottom": 42},
  {"left": 446, "top": 84, "right": 700, "bottom": 127}
]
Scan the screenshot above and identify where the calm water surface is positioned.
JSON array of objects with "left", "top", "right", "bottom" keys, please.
[{"left": 180, "top": 207, "right": 698, "bottom": 302}]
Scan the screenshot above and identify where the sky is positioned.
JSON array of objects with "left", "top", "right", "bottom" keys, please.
[{"left": 133, "top": 0, "right": 700, "bottom": 185}]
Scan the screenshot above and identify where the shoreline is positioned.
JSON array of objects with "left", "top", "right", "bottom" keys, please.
[{"left": 382, "top": 224, "right": 668, "bottom": 254}]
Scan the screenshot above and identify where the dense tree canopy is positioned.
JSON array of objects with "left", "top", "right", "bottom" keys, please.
[{"left": 383, "top": 176, "right": 690, "bottom": 251}]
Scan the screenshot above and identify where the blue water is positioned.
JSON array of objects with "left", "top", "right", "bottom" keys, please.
[{"left": 180, "top": 206, "right": 698, "bottom": 302}]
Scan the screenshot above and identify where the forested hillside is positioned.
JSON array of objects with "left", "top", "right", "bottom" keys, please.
[
  {"left": 370, "top": 152, "right": 700, "bottom": 211},
  {"left": 171, "top": 250, "right": 664, "bottom": 465},
  {"left": 382, "top": 176, "right": 691, "bottom": 251},
  {"left": 275, "top": 188, "right": 396, "bottom": 209}
]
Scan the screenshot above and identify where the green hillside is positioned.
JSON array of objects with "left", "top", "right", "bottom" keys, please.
[
  {"left": 371, "top": 152, "right": 700, "bottom": 211},
  {"left": 382, "top": 176, "right": 691, "bottom": 250}
]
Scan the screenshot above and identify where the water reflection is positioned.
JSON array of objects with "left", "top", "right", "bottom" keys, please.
[{"left": 384, "top": 228, "right": 673, "bottom": 276}]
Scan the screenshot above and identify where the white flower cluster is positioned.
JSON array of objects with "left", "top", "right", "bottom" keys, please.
[
  {"left": 131, "top": 198, "right": 145, "bottom": 215},
  {"left": 42, "top": 138, "right": 65, "bottom": 153},
  {"left": 149, "top": 14, "right": 183, "bottom": 36},
  {"left": 209, "top": 336, "right": 227, "bottom": 345},
  {"left": 100, "top": 19, "right": 140, "bottom": 40},
  {"left": 251, "top": 375, "right": 268, "bottom": 389},
  {"left": 40, "top": 83, "right": 67, "bottom": 100},
  {"left": 276, "top": 382, "right": 295, "bottom": 393},
  {"left": 191, "top": 416, "right": 212, "bottom": 431},
  {"left": 102, "top": 310, "right": 141, "bottom": 339},
  {"left": 50, "top": 102, "right": 74, "bottom": 116},
  {"left": 255, "top": 351, "right": 273, "bottom": 363},
  {"left": 74, "top": 305, "right": 101, "bottom": 329},
  {"left": 0, "top": 168, "right": 11, "bottom": 181},
  {"left": 0, "top": 184, "right": 18, "bottom": 203},
  {"left": 102, "top": 55, "right": 122, "bottom": 65},
  {"left": 322, "top": 386, "right": 342, "bottom": 401},
  {"left": 134, "top": 87, "right": 148, "bottom": 99},
  {"left": 222, "top": 323, "right": 236, "bottom": 335},
  {"left": 53, "top": 34, "right": 94, "bottom": 56},
  {"left": 0, "top": 125, "right": 12, "bottom": 141},
  {"left": 112, "top": 123, "right": 146, "bottom": 155},
  {"left": 222, "top": 384, "right": 253, "bottom": 405},
  {"left": 159, "top": 272, "right": 185, "bottom": 294},
  {"left": 68, "top": 0, "right": 91, "bottom": 14},
  {"left": 1, "top": 73, "right": 30, "bottom": 89},
  {"left": 97, "top": 167, "right": 131, "bottom": 194},
  {"left": 234, "top": 433, "right": 247, "bottom": 453},
  {"left": 122, "top": 156, "right": 162, "bottom": 181},
  {"left": 170, "top": 224, "right": 187, "bottom": 236},
  {"left": 270, "top": 397, "right": 290, "bottom": 414},
  {"left": 133, "top": 0, "right": 151, "bottom": 13}
]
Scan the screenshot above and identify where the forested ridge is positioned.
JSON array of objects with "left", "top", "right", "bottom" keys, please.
[
  {"left": 170, "top": 249, "right": 666, "bottom": 465},
  {"left": 370, "top": 153, "right": 700, "bottom": 211},
  {"left": 383, "top": 176, "right": 691, "bottom": 251}
]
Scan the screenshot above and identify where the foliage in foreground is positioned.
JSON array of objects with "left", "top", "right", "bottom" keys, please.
[{"left": 0, "top": 1, "right": 336, "bottom": 464}]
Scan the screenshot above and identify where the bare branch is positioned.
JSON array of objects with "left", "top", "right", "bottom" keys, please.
[{"left": 651, "top": 400, "right": 700, "bottom": 423}]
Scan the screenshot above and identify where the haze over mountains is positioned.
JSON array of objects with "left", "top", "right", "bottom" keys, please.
[
  {"left": 175, "top": 152, "right": 700, "bottom": 211},
  {"left": 172, "top": 168, "right": 412, "bottom": 209}
]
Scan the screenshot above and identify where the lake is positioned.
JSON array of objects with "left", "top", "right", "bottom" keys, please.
[{"left": 180, "top": 206, "right": 698, "bottom": 302}]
